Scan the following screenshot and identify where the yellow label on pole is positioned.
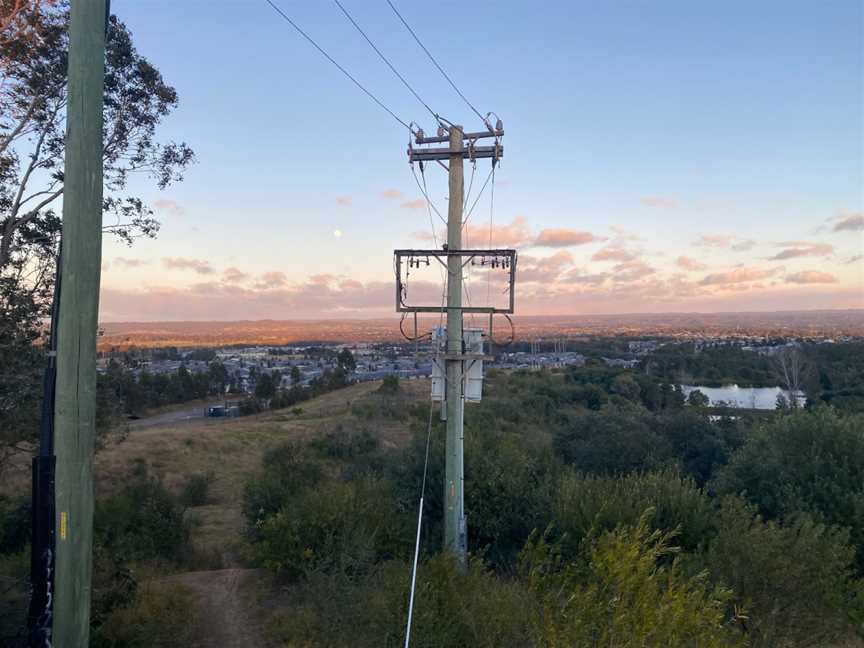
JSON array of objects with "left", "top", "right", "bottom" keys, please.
[{"left": 60, "top": 511, "right": 67, "bottom": 540}]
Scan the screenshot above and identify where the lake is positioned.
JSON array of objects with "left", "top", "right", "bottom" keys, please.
[{"left": 681, "top": 384, "right": 805, "bottom": 410}]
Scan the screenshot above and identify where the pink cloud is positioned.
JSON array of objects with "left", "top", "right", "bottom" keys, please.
[
  {"left": 534, "top": 228, "right": 603, "bottom": 248},
  {"left": 114, "top": 257, "right": 150, "bottom": 269},
  {"left": 769, "top": 241, "right": 834, "bottom": 260},
  {"left": 675, "top": 256, "right": 707, "bottom": 272},
  {"left": 222, "top": 267, "right": 248, "bottom": 283},
  {"left": 162, "top": 257, "right": 214, "bottom": 275},
  {"left": 786, "top": 270, "right": 838, "bottom": 284},
  {"left": 640, "top": 196, "right": 677, "bottom": 208},
  {"left": 381, "top": 188, "right": 403, "bottom": 199},
  {"left": 518, "top": 251, "right": 574, "bottom": 282},
  {"left": 612, "top": 260, "right": 656, "bottom": 282},
  {"left": 256, "top": 271, "right": 288, "bottom": 289},
  {"left": 592, "top": 247, "right": 637, "bottom": 262},
  {"left": 336, "top": 196, "right": 352, "bottom": 206},
  {"left": 463, "top": 216, "right": 532, "bottom": 248},
  {"left": 833, "top": 212, "right": 863, "bottom": 232},
  {"left": 401, "top": 199, "right": 426, "bottom": 210},
  {"left": 700, "top": 266, "right": 780, "bottom": 286},
  {"left": 696, "top": 234, "right": 755, "bottom": 251}
]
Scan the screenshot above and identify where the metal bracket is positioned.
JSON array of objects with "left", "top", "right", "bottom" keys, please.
[{"left": 394, "top": 248, "right": 517, "bottom": 314}]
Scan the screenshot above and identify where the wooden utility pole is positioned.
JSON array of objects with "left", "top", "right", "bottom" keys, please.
[
  {"left": 53, "top": 1, "right": 107, "bottom": 645},
  {"left": 444, "top": 125, "right": 466, "bottom": 563},
  {"left": 401, "top": 121, "right": 505, "bottom": 567}
]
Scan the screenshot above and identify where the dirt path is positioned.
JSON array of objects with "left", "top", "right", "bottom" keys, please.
[{"left": 165, "top": 568, "right": 270, "bottom": 648}]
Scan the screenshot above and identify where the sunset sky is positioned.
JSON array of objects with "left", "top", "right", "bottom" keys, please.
[{"left": 98, "top": 1, "right": 862, "bottom": 321}]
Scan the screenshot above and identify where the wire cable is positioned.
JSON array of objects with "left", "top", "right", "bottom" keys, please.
[
  {"left": 385, "top": 0, "right": 486, "bottom": 123},
  {"left": 265, "top": 0, "right": 415, "bottom": 133},
  {"left": 485, "top": 163, "right": 496, "bottom": 306},
  {"left": 333, "top": 0, "right": 439, "bottom": 122},
  {"left": 461, "top": 166, "right": 494, "bottom": 228},
  {"left": 411, "top": 163, "right": 447, "bottom": 227}
]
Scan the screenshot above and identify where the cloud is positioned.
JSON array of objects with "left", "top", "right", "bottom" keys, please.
[
  {"left": 463, "top": 216, "right": 532, "bottom": 248},
  {"left": 832, "top": 212, "right": 864, "bottom": 232},
  {"left": 222, "top": 267, "right": 248, "bottom": 283},
  {"left": 256, "top": 271, "right": 288, "bottom": 289},
  {"left": 518, "top": 251, "right": 574, "bottom": 282},
  {"left": 113, "top": 257, "right": 150, "bottom": 269},
  {"left": 336, "top": 196, "right": 352, "bottom": 206},
  {"left": 381, "top": 188, "right": 403, "bottom": 199},
  {"left": 846, "top": 254, "right": 863, "bottom": 265},
  {"left": 675, "top": 256, "right": 707, "bottom": 272},
  {"left": 560, "top": 268, "right": 609, "bottom": 286},
  {"left": 162, "top": 257, "right": 214, "bottom": 275},
  {"left": 534, "top": 228, "right": 603, "bottom": 248},
  {"left": 700, "top": 266, "right": 780, "bottom": 286},
  {"left": 695, "top": 234, "right": 755, "bottom": 251},
  {"left": 612, "top": 260, "right": 656, "bottom": 282},
  {"left": 785, "top": 270, "right": 838, "bottom": 284},
  {"left": 769, "top": 241, "right": 834, "bottom": 260},
  {"left": 592, "top": 246, "right": 637, "bottom": 262},
  {"left": 640, "top": 196, "right": 677, "bottom": 208},
  {"left": 153, "top": 199, "right": 184, "bottom": 217},
  {"left": 400, "top": 198, "right": 426, "bottom": 210}
]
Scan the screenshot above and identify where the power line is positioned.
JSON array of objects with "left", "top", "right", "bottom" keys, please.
[
  {"left": 461, "top": 166, "right": 494, "bottom": 228},
  {"left": 264, "top": 0, "right": 414, "bottom": 133},
  {"left": 385, "top": 0, "right": 486, "bottom": 124},
  {"left": 332, "top": 0, "right": 439, "bottom": 122}
]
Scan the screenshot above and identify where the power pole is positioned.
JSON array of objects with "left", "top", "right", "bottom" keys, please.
[
  {"left": 444, "top": 125, "right": 466, "bottom": 563},
  {"left": 53, "top": 1, "right": 108, "bottom": 645},
  {"left": 397, "top": 120, "right": 507, "bottom": 568}
]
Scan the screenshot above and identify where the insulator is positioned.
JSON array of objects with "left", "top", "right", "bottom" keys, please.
[
  {"left": 496, "top": 118, "right": 503, "bottom": 132},
  {"left": 437, "top": 125, "right": 445, "bottom": 138}
]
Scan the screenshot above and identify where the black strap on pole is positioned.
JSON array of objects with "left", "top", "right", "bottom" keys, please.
[{"left": 27, "top": 247, "right": 61, "bottom": 647}]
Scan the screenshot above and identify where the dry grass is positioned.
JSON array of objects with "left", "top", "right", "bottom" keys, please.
[{"left": 94, "top": 379, "right": 429, "bottom": 560}]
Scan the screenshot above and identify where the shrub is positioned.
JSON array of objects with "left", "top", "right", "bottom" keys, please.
[
  {"left": 0, "top": 496, "right": 30, "bottom": 554},
  {"left": 308, "top": 426, "right": 379, "bottom": 460},
  {"left": 91, "top": 581, "right": 199, "bottom": 648},
  {"left": 267, "top": 556, "right": 534, "bottom": 647},
  {"left": 552, "top": 406, "right": 674, "bottom": 475},
  {"left": 179, "top": 471, "right": 214, "bottom": 507},
  {"left": 521, "top": 516, "right": 746, "bottom": 648},
  {"left": 253, "top": 476, "right": 409, "bottom": 580},
  {"left": 242, "top": 442, "right": 322, "bottom": 537},
  {"left": 552, "top": 469, "right": 715, "bottom": 555},
  {"left": 379, "top": 375, "right": 400, "bottom": 394},
  {"left": 95, "top": 471, "right": 191, "bottom": 563},
  {"left": 712, "top": 408, "right": 864, "bottom": 565},
  {"left": 701, "top": 497, "right": 863, "bottom": 647}
]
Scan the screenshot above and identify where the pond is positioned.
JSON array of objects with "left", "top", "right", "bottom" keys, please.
[{"left": 681, "top": 384, "right": 805, "bottom": 410}]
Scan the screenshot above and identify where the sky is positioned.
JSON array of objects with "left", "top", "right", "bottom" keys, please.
[{"left": 98, "top": 0, "right": 863, "bottom": 321}]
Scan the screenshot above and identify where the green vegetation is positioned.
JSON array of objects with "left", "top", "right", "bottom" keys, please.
[{"left": 236, "top": 364, "right": 864, "bottom": 646}]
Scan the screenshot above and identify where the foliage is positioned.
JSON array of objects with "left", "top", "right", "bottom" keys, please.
[
  {"left": 179, "top": 471, "right": 213, "bottom": 507},
  {"left": 252, "top": 476, "right": 409, "bottom": 580},
  {"left": 553, "top": 406, "right": 674, "bottom": 475},
  {"left": 522, "top": 516, "right": 746, "bottom": 648},
  {"left": 378, "top": 374, "right": 400, "bottom": 394},
  {"left": 308, "top": 426, "right": 379, "bottom": 460},
  {"left": 712, "top": 408, "right": 864, "bottom": 565},
  {"left": 552, "top": 469, "right": 715, "bottom": 555},
  {"left": 702, "top": 497, "right": 863, "bottom": 647},
  {"left": 0, "top": 495, "right": 30, "bottom": 554},
  {"left": 267, "top": 556, "right": 535, "bottom": 648},
  {"left": 241, "top": 442, "right": 322, "bottom": 537},
  {"left": 91, "top": 581, "right": 199, "bottom": 648},
  {"left": 94, "top": 465, "right": 191, "bottom": 563}
]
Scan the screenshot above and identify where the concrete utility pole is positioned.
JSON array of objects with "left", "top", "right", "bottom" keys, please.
[
  {"left": 444, "top": 125, "right": 466, "bottom": 563},
  {"left": 53, "top": 1, "right": 107, "bottom": 645}
]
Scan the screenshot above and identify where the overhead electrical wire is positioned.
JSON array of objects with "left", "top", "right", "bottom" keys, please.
[
  {"left": 264, "top": 0, "right": 415, "bottom": 133},
  {"left": 385, "top": 0, "right": 486, "bottom": 124},
  {"left": 332, "top": 0, "right": 439, "bottom": 123},
  {"left": 461, "top": 166, "right": 495, "bottom": 227}
]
